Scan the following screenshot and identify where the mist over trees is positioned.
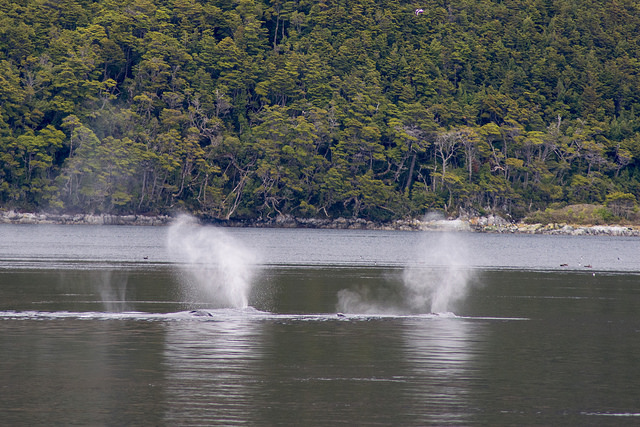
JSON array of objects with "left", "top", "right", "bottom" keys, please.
[{"left": 1, "top": 0, "right": 640, "bottom": 222}]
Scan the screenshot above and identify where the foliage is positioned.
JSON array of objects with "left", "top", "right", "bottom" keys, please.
[
  {"left": 2, "top": 0, "right": 640, "bottom": 223},
  {"left": 523, "top": 203, "right": 639, "bottom": 225}
]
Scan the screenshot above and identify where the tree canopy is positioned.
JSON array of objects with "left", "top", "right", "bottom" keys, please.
[{"left": 1, "top": 0, "right": 640, "bottom": 222}]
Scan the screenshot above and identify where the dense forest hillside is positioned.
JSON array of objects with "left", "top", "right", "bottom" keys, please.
[{"left": 1, "top": 0, "right": 640, "bottom": 223}]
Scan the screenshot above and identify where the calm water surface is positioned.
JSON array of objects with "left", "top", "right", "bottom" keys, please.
[{"left": 1, "top": 224, "right": 640, "bottom": 425}]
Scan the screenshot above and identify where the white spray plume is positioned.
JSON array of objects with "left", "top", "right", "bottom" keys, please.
[
  {"left": 336, "top": 213, "right": 476, "bottom": 315},
  {"left": 336, "top": 286, "right": 402, "bottom": 315},
  {"left": 403, "top": 224, "right": 474, "bottom": 314},
  {"left": 167, "top": 215, "right": 260, "bottom": 309},
  {"left": 95, "top": 271, "right": 130, "bottom": 312}
]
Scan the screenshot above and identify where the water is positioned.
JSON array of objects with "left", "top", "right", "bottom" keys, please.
[
  {"left": 2, "top": 222, "right": 637, "bottom": 271},
  {"left": 1, "top": 223, "right": 640, "bottom": 425}
]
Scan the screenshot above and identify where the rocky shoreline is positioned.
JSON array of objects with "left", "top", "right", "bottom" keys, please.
[
  {"left": 0, "top": 211, "right": 172, "bottom": 226},
  {"left": 468, "top": 217, "right": 640, "bottom": 237},
  {"left": 269, "top": 214, "right": 640, "bottom": 236},
  {"left": 1, "top": 210, "right": 639, "bottom": 237}
]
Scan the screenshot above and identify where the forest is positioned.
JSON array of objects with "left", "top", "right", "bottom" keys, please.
[{"left": 1, "top": 0, "right": 640, "bottom": 223}]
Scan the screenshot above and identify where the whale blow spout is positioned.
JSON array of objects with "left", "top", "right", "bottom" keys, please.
[{"left": 167, "top": 215, "right": 260, "bottom": 309}]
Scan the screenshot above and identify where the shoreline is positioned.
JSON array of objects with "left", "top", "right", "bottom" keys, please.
[
  {"left": 1, "top": 210, "right": 639, "bottom": 237},
  {"left": 0, "top": 211, "right": 172, "bottom": 226}
]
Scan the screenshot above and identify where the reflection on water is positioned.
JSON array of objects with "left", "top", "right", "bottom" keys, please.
[
  {"left": 160, "top": 311, "right": 483, "bottom": 425},
  {"left": 253, "top": 316, "right": 479, "bottom": 425},
  {"left": 400, "top": 318, "right": 477, "bottom": 425},
  {"left": 163, "top": 319, "right": 264, "bottom": 425},
  {"left": 0, "top": 308, "right": 486, "bottom": 425}
]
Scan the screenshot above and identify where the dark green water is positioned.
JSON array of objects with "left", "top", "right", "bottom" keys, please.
[{"left": 1, "top": 224, "right": 639, "bottom": 425}]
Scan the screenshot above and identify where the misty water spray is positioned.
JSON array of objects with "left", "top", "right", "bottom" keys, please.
[
  {"left": 336, "top": 214, "right": 476, "bottom": 315},
  {"left": 167, "top": 215, "right": 260, "bottom": 309},
  {"left": 403, "top": 224, "right": 475, "bottom": 314},
  {"left": 95, "top": 270, "right": 130, "bottom": 312}
]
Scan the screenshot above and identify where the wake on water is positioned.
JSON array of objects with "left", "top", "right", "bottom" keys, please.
[
  {"left": 0, "top": 308, "right": 507, "bottom": 322},
  {"left": 0, "top": 308, "right": 527, "bottom": 322}
]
